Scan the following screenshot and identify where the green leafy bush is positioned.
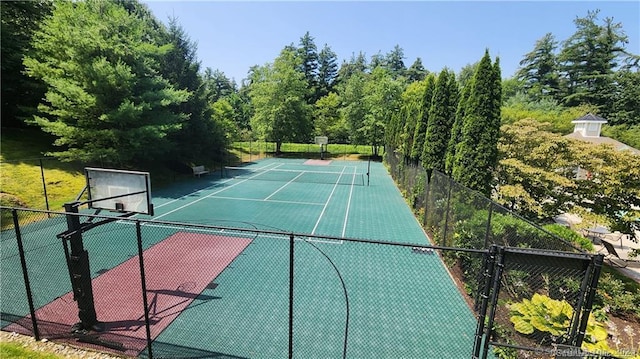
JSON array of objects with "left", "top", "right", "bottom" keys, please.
[
  {"left": 594, "top": 272, "right": 640, "bottom": 320},
  {"left": 543, "top": 224, "right": 594, "bottom": 252},
  {"left": 509, "top": 293, "right": 609, "bottom": 351}
]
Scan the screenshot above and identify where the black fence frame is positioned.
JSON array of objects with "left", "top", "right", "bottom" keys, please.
[{"left": 1, "top": 207, "right": 604, "bottom": 359}]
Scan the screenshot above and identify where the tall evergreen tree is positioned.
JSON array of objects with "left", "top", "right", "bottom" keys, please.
[
  {"left": 558, "top": 10, "right": 628, "bottom": 115},
  {"left": 1, "top": 1, "right": 51, "bottom": 128},
  {"left": 516, "top": 33, "right": 560, "bottom": 100},
  {"left": 452, "top": 50, "right": 502, "bottom": 195},
  {"left": 203, "top": 68, "right": 236, "bottom": 102},
  {"left": 406, "top": 57, "right": 428, "bottom": 82},
  {"left": 317, "top": 44, "right": 338, "bottom": 98},
  {"left": 162, "top": 19, "right": 228, "bottom": 164},
  {"left": 336, "top": 52, "right": 367, "bottom": 86},
  {"left": 23, "top": 0, "right": 189, "bottom": 165},
  {"left": 445, "top": 83, "right": 471, "bottom": 174},
  {"left": 410, "top": 74, "right": 436, "bottom": 162},
  {"left": 370, "top": 51, "right": 385, "bottom": 71},
  {"left": 422, "top": 69, "right": 459, "bottom": 171},
  {"left": 386, "top": 45, "right": 406, "bottom": 78},
  {"left": 298, "top": 31, "right": 319, "bottom": 101}
]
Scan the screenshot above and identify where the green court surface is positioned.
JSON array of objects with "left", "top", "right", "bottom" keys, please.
[{"left": 1, "top": 158, "right": 479, "bottom": 358}]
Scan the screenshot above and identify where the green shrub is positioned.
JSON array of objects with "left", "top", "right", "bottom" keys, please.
[
  {"left": 594, "top": 272, "right": 640, "bottom": 320},
  {"left": 543, "top": 224, "right": 594, "bottom": 252}
]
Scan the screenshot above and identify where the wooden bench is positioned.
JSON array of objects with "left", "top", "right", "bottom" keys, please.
[{"left": 192, "top": 165, "right": 209, "bottom": 177}]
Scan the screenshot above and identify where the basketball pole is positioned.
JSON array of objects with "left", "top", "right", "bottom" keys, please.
[
  {"left": 63, "top": 201, "right": 101, "bottom": 332},
  {"left": 59, "top": 192, "right": 141, "bottom": 333}
]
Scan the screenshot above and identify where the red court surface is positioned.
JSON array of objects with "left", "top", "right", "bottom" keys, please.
[
  {"left": 303, "top": 159, "right": 332, "bottom": 166},
  {"left": 6, "top": 232, "right": 251, "bottom": 356}
]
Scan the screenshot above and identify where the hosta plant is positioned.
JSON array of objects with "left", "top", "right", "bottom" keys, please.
[{"left": 509, "top": 293, "right": 609, "bottom": 352}]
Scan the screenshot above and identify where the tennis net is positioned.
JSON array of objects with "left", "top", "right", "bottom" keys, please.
[{"left": 223, "top": 166, "right": 366, "bottom": 186}]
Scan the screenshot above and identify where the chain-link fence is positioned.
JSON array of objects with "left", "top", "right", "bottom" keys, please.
[
  {"left": 2, "top": 207, "right": 605, "bottom": 359},
  {"left": 473, "top": 247, "right": 603, "bottom": 359},
  {"left": 385, "top": 148, "right": 581, "bottom": 253}
]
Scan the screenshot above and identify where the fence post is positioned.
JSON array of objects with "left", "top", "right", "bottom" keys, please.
[
  {"left": 39, "top": 159, "right": 50, "bottom": 214},
  {"left": 13, "top": 209, "right": 40, "bottom": 340},
  {"left": 472, "top": 245, "right": 497, "bottom": 359},
  {"left": 572, "top": 254, "right": 604, "bottom": 348},
  {"left": 136, "top": 221, "right": 153, "bottom": 359},
  {"left": 288, "top": 233, "right": 294, "bottom": 359},
  {"left": 442, "top": 177, "right": 453, "bottom": 247},
  {"left": 481, "top": 246, "right": 506, "bottom": 359},
  {"left": 423, "top": 169, "right": 432, "bottom": 226},
  {"left": 483, "top": 203, "right": 494, "bottom": 249}
]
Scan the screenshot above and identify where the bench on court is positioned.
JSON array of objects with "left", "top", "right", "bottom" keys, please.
[{"left": 192, "top": 165, "right": 209, "bottom": 177}]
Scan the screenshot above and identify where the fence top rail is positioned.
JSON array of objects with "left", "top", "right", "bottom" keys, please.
[{"left": 4, "top": 206, "right": 492, "bottom": 254}]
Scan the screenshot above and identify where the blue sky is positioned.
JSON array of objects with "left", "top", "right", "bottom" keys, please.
[{"left": 144, "top": 1, "right": 640, "bottom": 83}]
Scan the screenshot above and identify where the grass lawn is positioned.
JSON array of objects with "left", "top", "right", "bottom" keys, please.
[
  {"left": 0, "top": 128, "right": 85, "bottom": 210},
  {"left": 0, "top": 341, "right": 63, "bottom": 359}
]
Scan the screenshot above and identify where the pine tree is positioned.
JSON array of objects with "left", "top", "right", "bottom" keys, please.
[
  {"left": 23, "top": 0, "right": 189, "bottom": 165},
  {"left": 1, "top": 1, "right": 51, "bottom": 127},
  {"left": 406, "top": 58, "right": 428, "bottom": 82},
  {"left": 317, "top": 44, "right": 338, "bottom": 98},
  {"left": 298, "top": 31, "right": 319, "bottom": 101},
  {"left": 386, "top": 45, "right": 406, "bottom": 79},
  {"left": 516, "top": 33, "right": 560, "bottom": 100},
  {"left": 558, "top": 10, "right": 628, "bottom": 115},
  {"left": 452, "top": 50, "right": 502, "bottom": 195}
]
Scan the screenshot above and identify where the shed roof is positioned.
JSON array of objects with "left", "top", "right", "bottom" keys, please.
[
  {"left": 565, "top": 132, "right": 640, "bottom": 155},
  {"left": 571, "top": 113, "right": 607, "bottom": 124}
]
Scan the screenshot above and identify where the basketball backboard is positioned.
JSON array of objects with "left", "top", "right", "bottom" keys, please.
[
  {"left": 85, "top": 168, "right": 153, "bottom": 215},
  {"left": 314, "top": 136, "right": 328, "bottom": 145}
]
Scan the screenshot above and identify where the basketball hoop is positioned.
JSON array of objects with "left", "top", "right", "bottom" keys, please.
[{"left": 314, "top": 136, "right": 329, "bottom": 160}]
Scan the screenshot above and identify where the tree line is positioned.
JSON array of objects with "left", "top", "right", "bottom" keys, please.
[{"left": 2, "top": 1, "right": 638, "bottom": 230}]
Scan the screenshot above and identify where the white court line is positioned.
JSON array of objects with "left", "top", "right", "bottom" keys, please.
[
  {"left": 152, "top": 164, "right": 285, "bottom": 221},
  {"left": 311, "top": 166, "right": 346, "bottom": 236},
  {"left": 264, "top": 172, "right": 305, "bottom": 201},
  {"left": 341, "top": 169, "right": 357, "bottom": 238},
  {"left": 152, "top": 162, "right": 283, "bottom": 210},
  {"left": 205, "top": 195, "right": 324, "bottom": 206}
]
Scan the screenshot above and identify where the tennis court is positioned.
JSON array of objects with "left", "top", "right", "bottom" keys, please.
[{"left": 1, "top": 158, "right": 480, "bottom": 358}]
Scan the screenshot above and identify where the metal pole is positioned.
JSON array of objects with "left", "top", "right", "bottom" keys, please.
[
  {"left": 64, "top": 202, "right": 100, "bottom": 332},
  {"left": 136, "top": 221, "right": 154, "bottom": 359},
  {"left": 13, "top": 209, "right": 40, "bottom": 340},
  {"left": 472, "top": 245, "right": 497, "bottom": 358},
  {"left": 481, "top": 246, "right": 506, "bottom": 359},
  {"left": 573, "top": 254, "right": 604, "bottom": 347},
  {"left": 367, "top": 156, "right": 371, "bottom": 186},
  {"left": 484, "top": 203, "right": 494, "bottom": 249},
  {"left": 288, "top": 233, "right": 294, "bottom": 359},
  {"left": 442, "top": 178, "right": 453, "bottom": 246},
  {"left": 39, "top": 159, "right": 50, "bottom": 215}
]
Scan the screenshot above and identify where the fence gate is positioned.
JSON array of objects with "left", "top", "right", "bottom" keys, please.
[{"left": 473, "top": 245, "right": 604, "bottom": 359}]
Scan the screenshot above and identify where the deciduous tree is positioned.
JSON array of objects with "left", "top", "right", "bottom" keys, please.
[{"left": 249, "top": 48, "right": 312, "bottom": 154}]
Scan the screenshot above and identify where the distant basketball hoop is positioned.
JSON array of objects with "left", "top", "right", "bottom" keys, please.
[{"left": 315, "top": 136, "right": 328, "bottom": 160}]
